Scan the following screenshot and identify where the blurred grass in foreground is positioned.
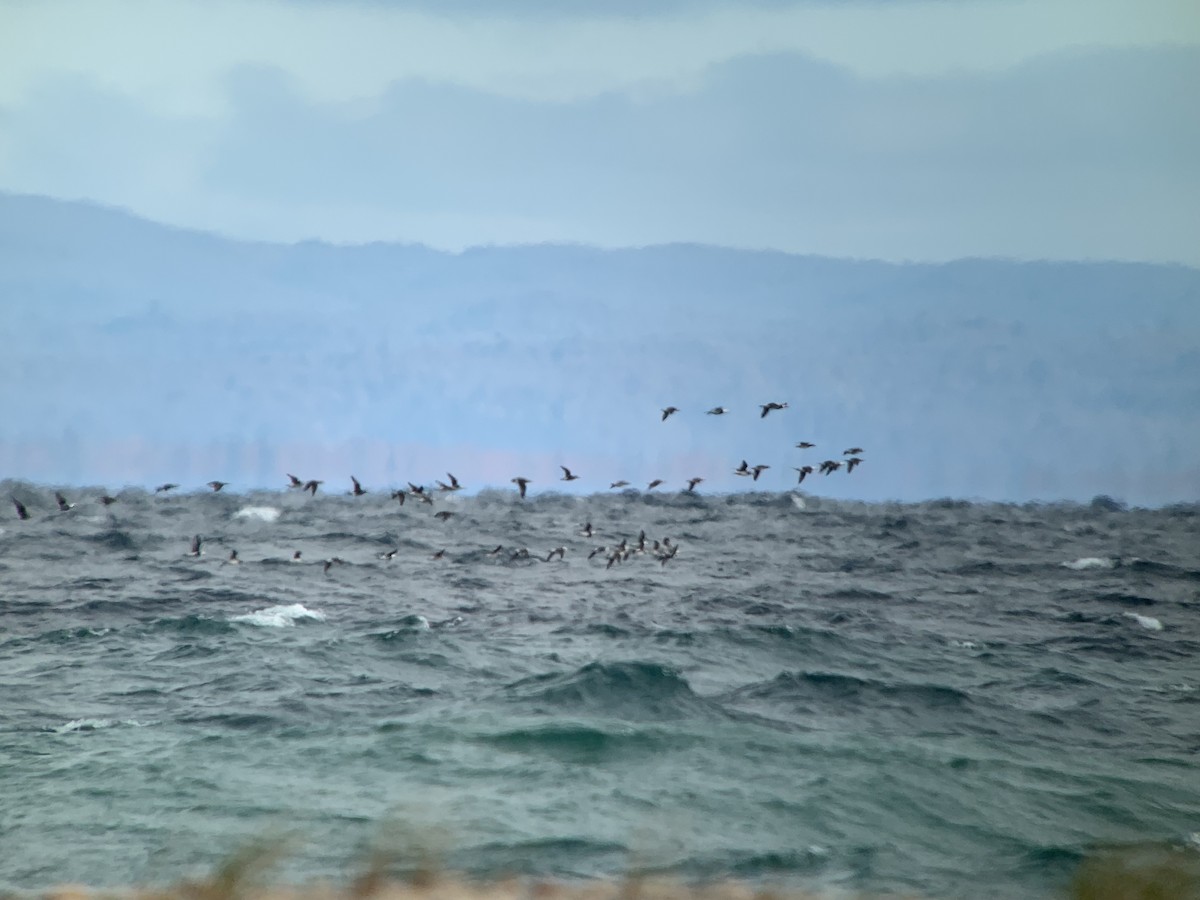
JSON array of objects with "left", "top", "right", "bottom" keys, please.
[{"left": 24, "top": 836, "right": 1200, "bottom": 900}]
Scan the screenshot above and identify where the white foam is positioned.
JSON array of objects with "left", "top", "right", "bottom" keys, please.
[
  {"left": 1062, "top": 557, "right": 1117, "bottom": 570},
  {"left": 1123, "top": 612, "right": 1163, "bottom": 631},
  {"left": 231, "top": 603, "right": 326, "bottom": 627},
  {"left": 233, "top": 506, "right": 281, "bottom": 523}
]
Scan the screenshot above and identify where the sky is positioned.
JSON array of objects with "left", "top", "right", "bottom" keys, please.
[{"left": 1, "top": 0, "right": 1198, "bottom": 264}]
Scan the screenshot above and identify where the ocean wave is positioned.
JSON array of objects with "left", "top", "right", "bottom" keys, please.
[
  {"left": 1062, "top": 557, "right": 1118, "bottom": 570},
  {"left": 50, "top": 718, "right": 155, "bottom": 734},
  {"left": 233, "top": 505, "right": 281, "bottom": 522},
  {"left": 504, "top": 661, "right": 721, "bottom": 721},
  {"left": 479, "top": 721, "right": 667, "bottom": 762},
  {"left": 230, "top": 603, "right": 326, "bottom": 627},
  {"left": 1123, "top": 612, "right": 1164, "bottom": 631}
]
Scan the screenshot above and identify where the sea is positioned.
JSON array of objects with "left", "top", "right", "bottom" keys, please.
[{"left": 1, "top": 483, "right": 1198, "bottom": 899}]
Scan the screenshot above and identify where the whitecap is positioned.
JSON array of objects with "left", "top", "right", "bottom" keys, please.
[
  {"left": 1123, "top": 612, "right": 1163, "bottom": 631},
  {"left": 230, "top": 603, "right": 326, "bottom": 627},
  {"left": 1062, "top": 557, "right": 1117, "bottom": 570},
  {"left": 233, "top": 506, "right": 281, "bottom": 523}
]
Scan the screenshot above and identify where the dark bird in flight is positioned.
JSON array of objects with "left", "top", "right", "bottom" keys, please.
[
  {"left": 187, "top": 535, "right": 202, "bottom": 557},
  {"left": 303, "top": 479, "right": 322, "bottom": 496},
  {"left": 647, "top": 479, "right": 664, "bottom": 490},
  {"left": 706, "top": 407, "right": 727, "bottom": 415},
  {"left": 488, "top": 545, "right": 504, "bottom": 556},
  {"left": 846, "top": 456, "right": 863, "bottom": 473},
  {"left": 511, "top": 476, "right": 531, "bottom": 499},
  {"left": 580, "top": 522, "right": 594, "bottom": 538},
  {"left": 434, "top": 510, "right": 455, "bottom": 521},
  {"left": 545, "top": 547, "right": 566, "bottom": 562},
  {"left": 225, "top": 550, "right": 241, "bottom": 565},
  {"left": 207, "top": 481, "right": 228, "bottom": 492},
  {"left": 610, "top": 480, "right": 630, "bottom": 489},
  {"left": 54, "top": 492, "right": 74, "bottom": 512},
  {"left": 349, "top": 476, "right": 367, "bottom": 496},
  {"left": 155, "top": 483, "right": 178, "bottom": 493},
  {"left": 99, "top": 495, "right": 118, "bottom": 506},
  {"left": 391, "top": 489, "right": 407, "bottom": 505},
  {"left": 820, "top": 460, "right": 843, "bottom": 475},
  {"left": 844, "top": 447, "right": 864, "bottom": 456},
  {"left": 286, "top": 474, "right": 303, "bottom": 488},
  {"left": 11, "top": 496, "right": 30, "bottom": 520},
  {"left": 560, "top": 466, "right": 580, "bottom": 482},
  {"left": 436, "top": 473, "right": 462, "bottom": 492},
  {"left": 794, "top": 465, "right": 814, "bottom": 484},
  {"left": 378, "top": 549, "right": 398, "bottom": 560},
  {"left": 292, "top": 551, "right": 303, "bottom": 562},
  {"left": 751, "top": 464, "right": 770, "bottom": 481},
  {"left": 686, "top": 477, "right": 704, "bottom": 492},
  {"left": 734, "top": 460, "right": 751, "bottom": 476},
  {"left": 431, "top": 549, "right": 446, "bottom": 560},
  {"left": 760, "top": 401, "right": 788, "bottom": 418},
  {"left": 796, "top": 441, "right": 815, "bottom": 449},
  {"left": 661, "top": 406, "right": 679, "bottom": 421}
]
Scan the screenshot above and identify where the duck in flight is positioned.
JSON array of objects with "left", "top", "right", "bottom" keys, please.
[
  {"left": 686, "top": 477, "right": 704, "bottom": 492},
  {"left": 610, "top": 480, "right": 630, "bottom": 489},
  {"left": 796, "top": 441, "right": 815, "bottom": 449},
  {"left": 560, "top": 466, "right": 580, "bottom": 482},
  {"left": 187, "top": 535, "right": 202, "bottom": 557},
  {"left": 844, "top": 447, "right": 864, "bottom": 456},
  {"left": 512, "top": 476, "right": 531, "bottom": 499},
  {"left": 706, "top": 407, "right": 727, "bottom": 415},
  {"left": 734, "top": 460, "right": 751, "bottom": 477},
  {"left": 647, "top": 479, "right": 664, "bottom": 490},
  {"left": 794, "top": 465, "right": 814, "bottom": 484},
  {"left": 436, "top": 473, "right": 462, "bottom": 492},
  {"left": 760, "top": 401, "right": 788, "bottom": 418},
  {"left": 303, "top": 479, "right": 322, "bottom": 496},
  {"left": 286, "top": 474, "right": 303, "bottom": 489},
  {"left": 207, "top": 481, "right": 228, "bottom": 492},
  {"left": 661, "top": 406, "right": 679, "bottom": 421},
  {"left": 846, "top": 456, "right": 863, "bottom": 473},
  {"left": 751, "top": 464, "right": 770, "bottom": 481},
  {"left": 155, "top": 483, "right": 178, "bottom": 493},
  {"left": 11, "top": 496, "right": 30, "bottom": 520},
  {"left": 54, "top": 492, "right": 74, "bottom": 512},
  {"left": 350, "top": 476, "right": 367, "bottom": 496}
]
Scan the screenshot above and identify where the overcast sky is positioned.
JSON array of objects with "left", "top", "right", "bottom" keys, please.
[{"left": 1, "top": 0, "right": 1198, "bottom": 264}]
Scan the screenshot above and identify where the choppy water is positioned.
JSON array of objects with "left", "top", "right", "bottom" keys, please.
[{"left": 2, "top": 483, "right": 1198, "bottom": 899}]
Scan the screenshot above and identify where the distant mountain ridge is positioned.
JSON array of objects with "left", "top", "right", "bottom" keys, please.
[{"left": 1, "top": 191, "right": 1198, "bottom": 504}]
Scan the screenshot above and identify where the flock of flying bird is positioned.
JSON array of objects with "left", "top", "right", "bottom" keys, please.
[{"left": 6, "top": 402, "right": 864, "bottom": 571}]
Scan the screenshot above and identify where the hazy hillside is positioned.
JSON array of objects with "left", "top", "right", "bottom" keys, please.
[{"left": 1, "top": 192, "right": 1198, "bottom": 503}]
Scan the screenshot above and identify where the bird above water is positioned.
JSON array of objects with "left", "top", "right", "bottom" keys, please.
[
  {"left": 686, "top": 477, "right": 704, "bottom": 492},
  {"left": 11, "top": 496, "right": 30, "bottom": 520},
  {"left": 760, "top": 401, "right": 788, "bottom": 418},
  {"left": 661, "top": 406, "right": 679, "bottom": 421},
  {"left": 512, "top": 477, "right": 531, "bottom": 499},
  {"left": 350, "top": 476, "right": 367, "bottom": 496},
  {"left": 706, "top": 407, "right": 727, "bottom": 415},
  {"left": 303, "top": 480, "right": 322, "bottom": 496},
  {"left": 54, "top": 492, "right": 74, "bottom": 512},
  {"left": 286, "top": 474, "right": 303, "bottom": 489},
  {"left": 751, "top": 464, "right": 770, "bottom": 481},
  {"left": 207, "top": 481, "right": 228, "bottom": 492},
  {"left": 155, "top": 483, "right": 178, "bottom": 494},
  {"left": 794, "top": 465, "right": 814, "bottom": 484},
  {"left": 560, "top": 466, "right": 580, "bottom": 482},
  {"left": 647, "top": 479, "right": 664, "bottom": 490},
  {"left": 610, "top": 480, "right": 630, "bottom": 489},
  {"left": 796, "top": 442, "right": 815, "bottom": 449}
]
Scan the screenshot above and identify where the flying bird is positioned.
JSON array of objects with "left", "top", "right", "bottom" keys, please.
[
  {"left": 844, "top": 447, "right": 864, "bottom": 456},
  {"left": 734, "top": 460, "right": 751, "bottom": 477},
  {"left": 54, "top": 492, "right": 74, "bottom": 512},
  {"left": 647, "top": 479, "right": 664, "bottom": 490},
  {"left": 436, "top": 473, "right": 462, "bottom": 492},
  {"left": 286, "top": 474, "right": 303, "bottom": 488},
  {"left": 511, "top": 476, "right": 531, "bottom": 499},
  {"left": 686, "top": 477, "right": 704, "bottom": 492},
  {"left": 794, "top": 465, "right": 814, "bottom": 484},
  {"left": 11, "top": 496, "right": 30, "bottom": 520},
  {"left": 391, "top": 489, "right": 407, "bottom": 505},
  {"left": 155, "top": 483, "right": 178, "bottom": 493},
  {"left": 796, "top": 442, "right": 815, "bottom": 449},
  {"left": 225, "top": 550, "right": 241, "bottom": 565},
  {"left": 99, "top": 495, "right": 118, "bottom": 506},
  {"left": 706, "top": 407, "right": 727, "bottom": 415},
  {"left": 580, "top": 522, "right": 594, "bottom": 538},
  {"left": 661, "top": 406, "right": 679, "bottom": 421},
  {"left": 545, "top": 547, "right": 566, "bottom": 562},
  {"left": 350, "top": 476, "right": 367, "bottom": 496},
  {"left": 751, "top": 464, "right": 770, "bottom": 481},
  {"left": 303, "top": 479, "right": 322, "bottom": 496},
  {"left": 560, "top": 466, "right": 580, "bottom": 482},
  {"left": 820, "top": 460, "right": 843, "bottom": 475},
  {"left": 207, "top": 481, "right": 228, "bottom": 492},
  {"left": 846, "top": 456, "right": 863, "bottom": 473},
  {"left": 434, "top": 510, "right": 455, "bottom": 520},
  {"left": 760, "top": 401, "right": 788, "bottom": 418},
  {"left": 187, "top": 535, "right": 202, "bottom": 557},
  {"left": 610, "top": 480, "right": 630, "bottom": 489}
]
